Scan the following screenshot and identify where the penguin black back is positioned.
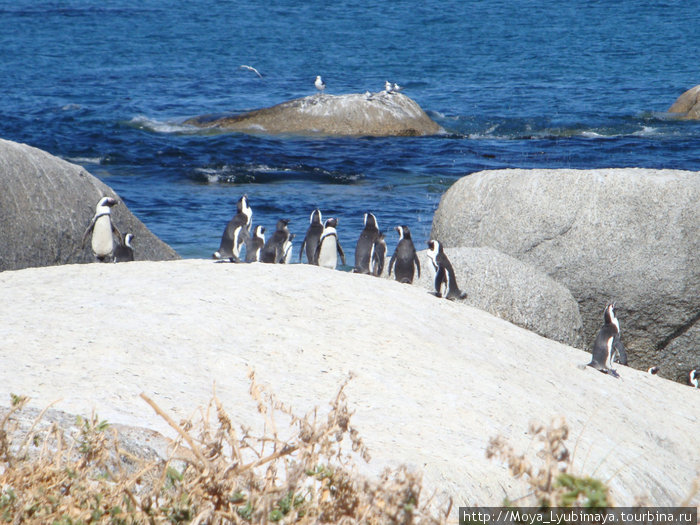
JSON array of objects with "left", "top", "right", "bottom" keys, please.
[
  {"left": 354, "top": 212, "right": 380, "bottom": 274},
  {"left": 389, "top": 225, "right": 420, "bottom": 284},
  {"left": 214, "top": 194, "right": 252, "bottom": 261},
  {"left": 588, "top": 303, "right": 621, "bottom": 377},
  {"left": 300, "top": 209, "right": 324, "bottom": 264},
  {"left": 426, "top": 240, "right": 466, "bottom": 300},
  {"left": 261, "top": 219, "right": 290, "bottom": 263}
]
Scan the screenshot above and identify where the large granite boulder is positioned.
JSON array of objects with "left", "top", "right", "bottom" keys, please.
[
  {"left": 667, "top": 84, "right": 700, "bottom": 120},
  {"left": 0, "top": 138, "right": 179, "bottom": 272},
  {"left": 0, "top": 260, "right": 698, "bottom": 506},
  {"left": 184, "top": 92, "right": 443, "bottom": 137},
  {"left": 431, "top": 169, "right": 700, "bottom": 383},
  {"left": 385, "top": 246, "right": 584, "bottom": 348}
]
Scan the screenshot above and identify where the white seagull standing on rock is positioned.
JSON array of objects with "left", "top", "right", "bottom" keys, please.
[
  {"left": 385, "top": 80, "right": 393, "bottom": 93},
  {"left": 315, "top": 75, "right": 326, "bottom": 92}
]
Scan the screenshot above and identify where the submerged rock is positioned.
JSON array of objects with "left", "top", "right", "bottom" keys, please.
[
  {"left": 184, "top": 92, "right": 443, "bottom": 137},
  {"left": 431, "top": 168, "right": 700, "bottom": 384},
  {"left": 0, "top": 138, "right": 179, "bottom": 272},
  {"left": 667, "top": 84, "right": 700, "bottom": 120}
]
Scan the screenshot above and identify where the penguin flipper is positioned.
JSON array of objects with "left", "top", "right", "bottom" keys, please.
[
  {"left": 414, "top": 253, "right": 421, "bottom": 278},
  {"left": 299, "top": 238, "right": 307, "bottom": 263},
  {"left": 337, "top": 242, "right": 346, "bottom": 266},
  {"left": 613, "top": 335, "right": 628, "bottom": 365},
  {"left": 388, "top": 253, "right": 396, "bottom": 277},
  {"left": 81, "top": 219, "right": 96, "bottom": 248},
  {"left": 111, "top": 222, "right": 123, "bottom": 244}
]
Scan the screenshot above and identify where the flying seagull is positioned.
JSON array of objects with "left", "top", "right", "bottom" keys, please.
[{"left": 240, "top": 65, "right": 263, "bottom": 79}]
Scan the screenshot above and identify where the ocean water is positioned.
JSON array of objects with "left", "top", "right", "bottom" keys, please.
[{"left": 1, "top": 1, "right": 699, "bottom": 263}]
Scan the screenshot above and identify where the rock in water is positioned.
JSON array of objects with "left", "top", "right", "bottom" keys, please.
[
  {"left": 431, "top": 168, "right": 700, "bottom": 384},
  {"left": 667, "top": 84, "right": 700, "bottom": 120},
  {"left": 0, "top": 138, "right": 179, "bottom": 271},
  {"left": 184, "top": 92, "right": 443, "bottom": 137}
]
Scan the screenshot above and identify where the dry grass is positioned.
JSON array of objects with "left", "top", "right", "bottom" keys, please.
[
  {"left": 486, "top": 417, "right": 610, "bottom": 508},
  {"left": 0, "top": 373, "right": 452, "bottom": 524}
]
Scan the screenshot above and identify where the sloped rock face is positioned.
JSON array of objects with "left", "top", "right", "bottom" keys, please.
[
  {"left": 0, "top": 138, "right": 179, "bottom": 272},
  {"left": 185, "top": 92, "right": 443, "bottom": 136},
  {"left": 667, "top": 84, "right": 700, "bottom": 120},
  {"left": 396, "top": 246, "right": 584, "bottom": 348},
  {"left": 431, "top": 168, "right": 700, "bottom": 384},
  {"left": 0, "top": 260, "right": 698, "bottom": 507}
]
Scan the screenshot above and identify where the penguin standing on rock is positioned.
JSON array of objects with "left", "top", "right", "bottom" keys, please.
[
  {"left": 299, "top": 209, "right": 324, "bottom": 264},
  {"left": 245, "top": 225, "right": 265, "bottom": 262},
  {"left": 587, "top": 303, "right": 624, "bottom": 378},
  {"left": 261, "top": 219, "right": 291, "bottom": 263},
  {"left": 371, "top": 233, "right": 387, "bottom": 277},
  {"left": 113, "top": 233, "right": 135, "bottom": 262},
  {"left": 315, "top": 217, "right": 346, "bottom": 270},
  {"left": 388, "top": 225, "right": 420, "bottom": 284},
  {"left": 426, "top": 240, "right": 466, "bottom": 300},
  {"left": 214, "top": 195, "right": 252, "bottom": 262},
  {"left": 354, "top": 212, "right": 381, "bottom": 274},
  {"left": 82, "top": 196, "right": 122, "bottom": 262}
]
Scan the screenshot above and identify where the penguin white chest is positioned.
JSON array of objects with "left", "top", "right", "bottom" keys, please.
[
  {"left": 92, "top": 215, "right": 115, "bottom": 256},
  {"left": 318, "top": 236, "right": 338, "bottom": 269}
]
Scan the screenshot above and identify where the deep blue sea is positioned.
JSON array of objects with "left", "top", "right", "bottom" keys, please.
[{"left": 2, "top": 1, "right": 699, "bottom": 263}]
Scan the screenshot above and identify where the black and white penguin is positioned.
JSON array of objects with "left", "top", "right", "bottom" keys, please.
[
  {"left": 82, "top": 196, "right": 122, "bottom": 262},
  {"left": 315, "top": 217, "right": 346, "bottom": 270},
  {"left": 245, "top": 225, "right": 265, "bottom": 263},
  {"left": 261, "top": 219, "right": 291, "bottom": 263},
  {"left": 647, "top": 366, "right": 660, "bottom": 375},
  {"left": 354, "top": 212, "right": 381, "bottom": 274},
  {"left": 113, "top": 233, "right": 135, "bottom": 262},
  {"left": 214, "top": 194, "right": 252, "bottom": 262},
  {"left": 587, "top": 303, "right": 623, "bottom": 377},
  {"left": 370, "top": 233, "right": 386, "bottom": 277},
  {"left": 299, "top": 209, "right": 324, "bottom": 264},
  {"left": 388, "top": 225, "right": 420, "bottom": 284},
  {"left": 426, "top": 240, "right": 466, "bottom": 300},
  {"left": 690, "top": 369, "right": 699, "bottom": 388},
  {"left": 283, "top": 233, "right": 295, "bottom": 264}
]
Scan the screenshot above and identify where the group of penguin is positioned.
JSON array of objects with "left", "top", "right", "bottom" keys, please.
[
  {"left": 82, "top": 195, "right": 700, "bottom": 388},
  {"left": 211, "top": 194, "right": 467, "bottom": 300}
]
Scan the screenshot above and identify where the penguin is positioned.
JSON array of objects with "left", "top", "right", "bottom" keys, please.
[
  {"left": 388, "top": 225, "right": 420, "bottom": 284},
  {"left": 314, "top": 217, "right": 346, "bottom": 270},
  {"left": 299, "top": 209, "right": 324, "bottom": 264},
  {"left": 690, "top": 369, "right": 699, "bottom": 388},
  {"left": 82, "top": 196, "right": 122, "bottom": 262},
  {"left": 214, "top": 194, "right": 252, "bottom": 262},
  {"left": 283, "top": 233, "right": 295, "bottom": 264},
  {"left": 245, "top": 225, "right": 265, "bottom": 263},
  {"left": 647, "top": 366, "right": 660, "bottom": 375},
  {"left": 587, "top": 303, "right": 623, "bottom": 377},
  {"left": 426, "top": 240, "right": 467, "bottom": 300},
  {"left": 354, "top": 212, "right": 380, "bottom": 274},
  {"left": 370, "top": 233, "right": 386, "bottom": 277},
  {"left": 113, "top": 233, "right": 135, "bottom": 262},
  {"left": 261, "top": 219, "right": 291, "bottom": 263}
]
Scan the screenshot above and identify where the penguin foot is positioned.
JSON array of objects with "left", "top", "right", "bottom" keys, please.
[{"left": 608, "top": 369, "right": 620, "bottom": 378}]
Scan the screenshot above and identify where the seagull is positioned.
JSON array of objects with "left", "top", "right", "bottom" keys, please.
[
  {"left": 239, "top": 65, "right": 263, "bottom": 79},
  {"left": 384, "top": 80, "right": 393, "bottom": 93},
  {"left": 392, "top": 82, "right": 403, "bottom": 92},
  {"left": 315, "top": 75, "right": 326, "bottom": 92}
]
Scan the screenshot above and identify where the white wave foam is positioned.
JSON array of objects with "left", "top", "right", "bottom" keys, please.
[
  {"left": 65, "top": 156, "right": 104, "bottom": 164},
  {"left": 129, "top": 115, "right": 195, "bottom": 133}
]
